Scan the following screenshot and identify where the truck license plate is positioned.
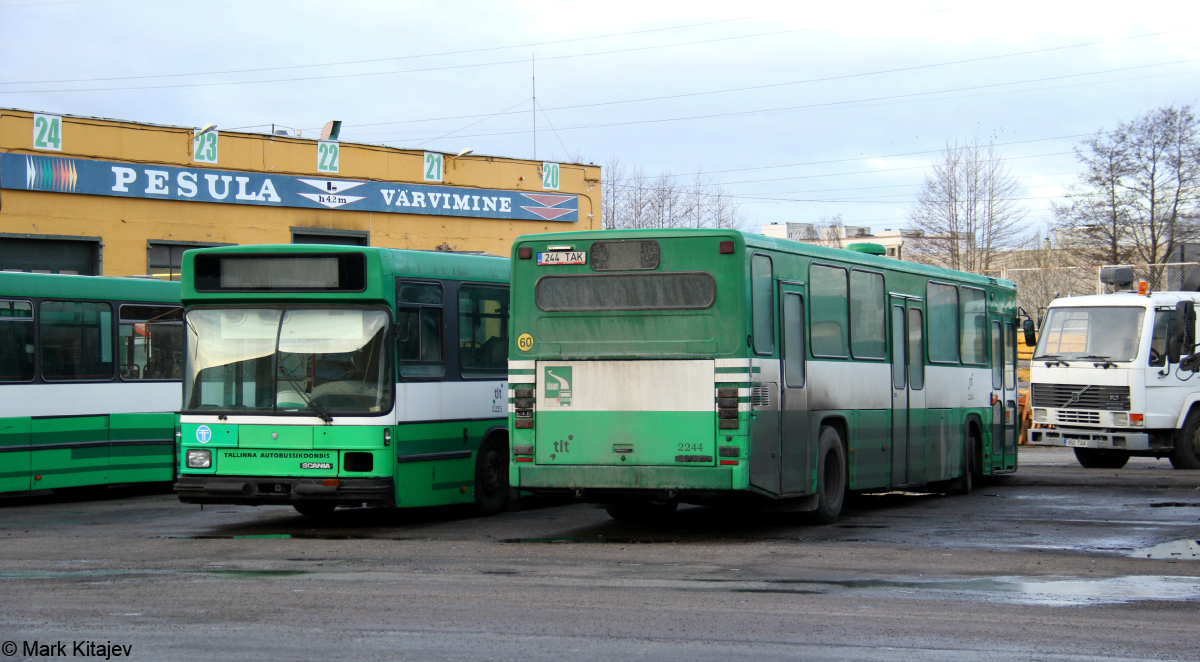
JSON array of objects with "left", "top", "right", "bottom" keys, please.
[{"left": 1064, "top": 439, "right": 1090, "bottom": 448}]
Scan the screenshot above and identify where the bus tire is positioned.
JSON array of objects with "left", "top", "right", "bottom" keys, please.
[
  {"left": 947, "top": 429, "right": 975, "bottom": 495},
  {"left": 605, "top": 499, "right": 678, "bottom": 522},
  {"left": 1170, "top": 411, "right": 1200, "bottom": 470},
  {"left": 1074, "top": 448, "right": 1131, "bottom": 469},
  {"left": 293, "top": 502, "right": 336, "bottom": 517},
  {"left": 809, "top": 425, "right": 847, "bottom": 524},
  {"left": 472, "top": 436, "right": 510, "bottom": 516}
]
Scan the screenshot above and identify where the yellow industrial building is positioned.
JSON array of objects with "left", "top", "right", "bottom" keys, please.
[{"left": 0, "top": 108, "right": 600, "bottom": 277}]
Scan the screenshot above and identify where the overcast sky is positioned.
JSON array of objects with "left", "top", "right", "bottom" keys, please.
[{"left": 2, "top": 0, "right": 1198, "bottom": 238}]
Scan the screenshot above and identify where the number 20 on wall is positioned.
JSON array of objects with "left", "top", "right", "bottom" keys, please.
[{"left": 33, "top": 114, "right": 62, "bottom": 151}]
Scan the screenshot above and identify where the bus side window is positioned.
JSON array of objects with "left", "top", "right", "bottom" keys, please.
[
  {"left": 0, "top": 300, "right": 35, "bottom": 382},
  {"left": 751, "top": 254, "right": 774, "bottom": 355},
  {"left": 40, "top": 300, "right": 113, "bottom": 381},
  {"left": 119, "top": 304, "right": 183, "bottom": 381},
  {"left": 783, "top": 292, "right": 805, "bottom": 387},
  {"left": 396, "top": 280, "right": 445, "bottom": 379},
  {"left": 459, "top": 284, "right": 509, "bottom": 378}
]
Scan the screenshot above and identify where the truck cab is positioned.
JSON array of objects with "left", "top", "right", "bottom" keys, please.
[{"left": 1026, "top": 278, "right": 1200, "bottom": 469}]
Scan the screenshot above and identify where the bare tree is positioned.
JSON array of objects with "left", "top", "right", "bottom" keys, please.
[
  {"left": 907, "top": 138, "right": 1030, "bottom": 271},
  {"left": 813, "top": 214, "right": 846, "bottom": 248},
  {"left": 601, "top": 162, "right": 745, "bottom": 230},
  {"left": 1053, "top": 105, "right": 1200, "bottom": 273}
]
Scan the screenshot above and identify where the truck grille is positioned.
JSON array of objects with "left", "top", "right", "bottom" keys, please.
[
  {"left": 1056, "top": 410, "right": 1101, "bottom": 425},
  {"left": 1031, "top": 383, "right": 1130, "bottom": 411}
]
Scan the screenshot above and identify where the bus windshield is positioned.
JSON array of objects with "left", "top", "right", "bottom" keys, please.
[
  {"left": 1034, "top": 306, "right": 1146, "bottom": 362},
  {"left": 183, "top": 308, "right": 392, "bottom": 415}
]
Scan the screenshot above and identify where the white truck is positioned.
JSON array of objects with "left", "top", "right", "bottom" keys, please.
[{"left": 1025, "top": 267, "right": 1200, "bottom": 469}]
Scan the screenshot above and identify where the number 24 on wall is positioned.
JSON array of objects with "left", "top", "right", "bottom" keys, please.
[{"left": 33, "top": 114, "right": 62, "bottom": 151}]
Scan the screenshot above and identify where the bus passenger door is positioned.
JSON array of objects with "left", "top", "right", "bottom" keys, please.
[
  {"left": 890, "top": 297, "right": 924, "bottom": 486},
  {"left": 778, "top": 284, "right": 810, "bottom": 495},
  {"left": 889, "top": 298, "right": 909, "bottom": 486}
]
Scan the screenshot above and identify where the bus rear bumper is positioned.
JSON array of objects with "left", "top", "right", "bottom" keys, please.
[
  {"left": 518, "top": 465, "right": 733, "bottom": 494},
  {"left": 1027, "top": 427, "right": 1153, "bottom": 451},
  {"left": 175, "top": 475, "right": 394, "bottom": 507}
]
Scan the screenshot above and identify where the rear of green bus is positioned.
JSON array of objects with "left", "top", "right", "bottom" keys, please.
[
  {"left": 175, "top": 246, "right": 398, "bottom": 514},
  {"left": 508, "top": 230, "right": 750, "bottom": 513}
]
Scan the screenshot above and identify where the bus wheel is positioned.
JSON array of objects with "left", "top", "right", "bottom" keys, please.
[
  {"left": 605, "top": 499, "right": 678, "bottom": 522},
  {"left": 810, "top": 425, "right": 847, "bottom": 524},
  {"left": 293, "top": 502, "right": 336, "bottom": 517},
  {"left": 473, "top": 437, "right": 509, "bottom": 516},
  {"left": 947, "top": 429, "right": 975, "bottom": 495},
  {"left": 1074, "top": 448, "right": 1131, "bottom": 469},
  {"left": 1170, "top": 411, "right": 1200, "bottom": 470}
]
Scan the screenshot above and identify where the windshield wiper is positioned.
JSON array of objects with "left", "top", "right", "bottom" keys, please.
[
  {"left": 278, "top": 372, "right": 333, "bottom": 423},
  {"left": 1078, "top": 354, "right": 1120, "bottom": 369},
  {"left": 1036, "top": 354, "right": 1071, "bottom": 367}
]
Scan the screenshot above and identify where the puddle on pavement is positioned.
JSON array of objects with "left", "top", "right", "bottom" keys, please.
[
  {"left": 748, "top": 575, "right": 1200, "bottom": 606},
  {"left": 1131, "top": 539, "right": 1200, "bottom": 560}
]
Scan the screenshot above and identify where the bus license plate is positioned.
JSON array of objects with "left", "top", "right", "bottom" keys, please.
[
  {"left": 537, "top": 251, "right": 586, "bottom": 265},
  {"left": 1064, "top": 439, "right": 1090, "bottom": 448}
]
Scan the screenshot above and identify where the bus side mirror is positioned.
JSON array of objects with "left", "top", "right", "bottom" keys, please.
[
  {"left": 1022, "top": 319, "right": 1036, "bottom": 347},
  {"left": 1169, "top": 301, "right": 1196, "bottom": 364}
]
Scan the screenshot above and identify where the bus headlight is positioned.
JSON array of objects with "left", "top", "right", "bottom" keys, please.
[
  {"left": 1112, "top": 412, "right": 1128, "bottom": 426},
  {"left": 1033, "top": 408, "right": 1048, "bottom": 423},
  {"left": 186, "top": 449, "right": 212, "bottom": 469}
]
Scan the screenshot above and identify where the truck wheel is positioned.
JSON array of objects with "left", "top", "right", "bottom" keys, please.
[
  {"left": 808, "top": 425, "right": 847, "bottom": 524},
  {"left": 1170, "top": 411, "right": 1200, "bottom": 470},
  {"left": 1073, "top": 448, "right": 1130, "bottom": 469}
]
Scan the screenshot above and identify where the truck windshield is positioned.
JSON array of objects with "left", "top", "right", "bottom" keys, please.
[
  {"left": 183, "top": 308, "right": 392, "bottom": 415},
  {"left": 1034, "top": 306, "right": 1145, "bottom": 362}
]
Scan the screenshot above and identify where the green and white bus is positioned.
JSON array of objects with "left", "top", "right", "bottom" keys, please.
[
  {"left": 0, "top": 272, "right": 182, "bottom": 495},
  {"left": 175, "top": 245, "right": 513, "bottom": 516},
  {"left": 508, "top": 230, "right": 1019, "bottom": 522}
]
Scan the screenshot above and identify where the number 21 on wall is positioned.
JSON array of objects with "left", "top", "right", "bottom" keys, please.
[
  {"left": 424, "top": 152, "right": 443, "bottom": 182},
  {"left": 33, "top": 114, "right": 62, "bottom": 151},
  {"left": 318, "top": 141, "right": 339, "bottom": 173}
]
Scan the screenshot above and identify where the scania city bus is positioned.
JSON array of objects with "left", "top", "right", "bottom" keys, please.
[
  {"left": 508, "top": 229, "right": 1018, "bottom": 522},
  {"left": 0, "top": 272, "right": 182, "bottom": 495},
  {"left": 175, "top": 245, "right": 512, "bottom": 516}
]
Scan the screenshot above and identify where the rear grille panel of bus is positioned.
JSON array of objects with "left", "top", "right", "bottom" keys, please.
[{"left": 1031, "top": 383, "right": 1130, "bottom": 411}]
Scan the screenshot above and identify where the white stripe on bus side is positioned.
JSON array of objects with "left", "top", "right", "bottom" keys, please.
[{"left": 0, "top": 382, "right": 181, "bottom": 418}]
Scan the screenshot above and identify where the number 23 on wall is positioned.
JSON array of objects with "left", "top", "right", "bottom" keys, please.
[
  {"left": 33, "top": 114, "right": 62, "bottom": 151},
  {"left": 193, "top": 130, "right": 218, "bottom": 164}
]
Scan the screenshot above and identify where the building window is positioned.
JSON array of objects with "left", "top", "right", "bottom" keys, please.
[
  {"left": 291, "top": 227, "right": 369, "bottom": 246},
  {"left": 0, "top": 235, "right": 100, "bottom": 275},
  {"left": 147, "top": 241, "right": 229, "bottom": 281}
]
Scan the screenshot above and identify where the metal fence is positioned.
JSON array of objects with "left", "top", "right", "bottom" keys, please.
[{"left": 981, "top": 263, "right": 1200, "bottom": 318}]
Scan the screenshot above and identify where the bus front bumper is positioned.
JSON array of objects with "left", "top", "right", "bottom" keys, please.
[
  {"left": 518, "top": 465, "right": 733, "bottom": 494},
  {"left": 175, "top": 475, "right": 394, "bottom": 507},
  {"left": 1027, "top": 427, "right": 1152, "bottom": 451}
]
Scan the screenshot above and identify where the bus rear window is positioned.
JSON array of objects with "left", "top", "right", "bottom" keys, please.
[{"left": 535, "top": 272, "right": 715, "bottom": 312}]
